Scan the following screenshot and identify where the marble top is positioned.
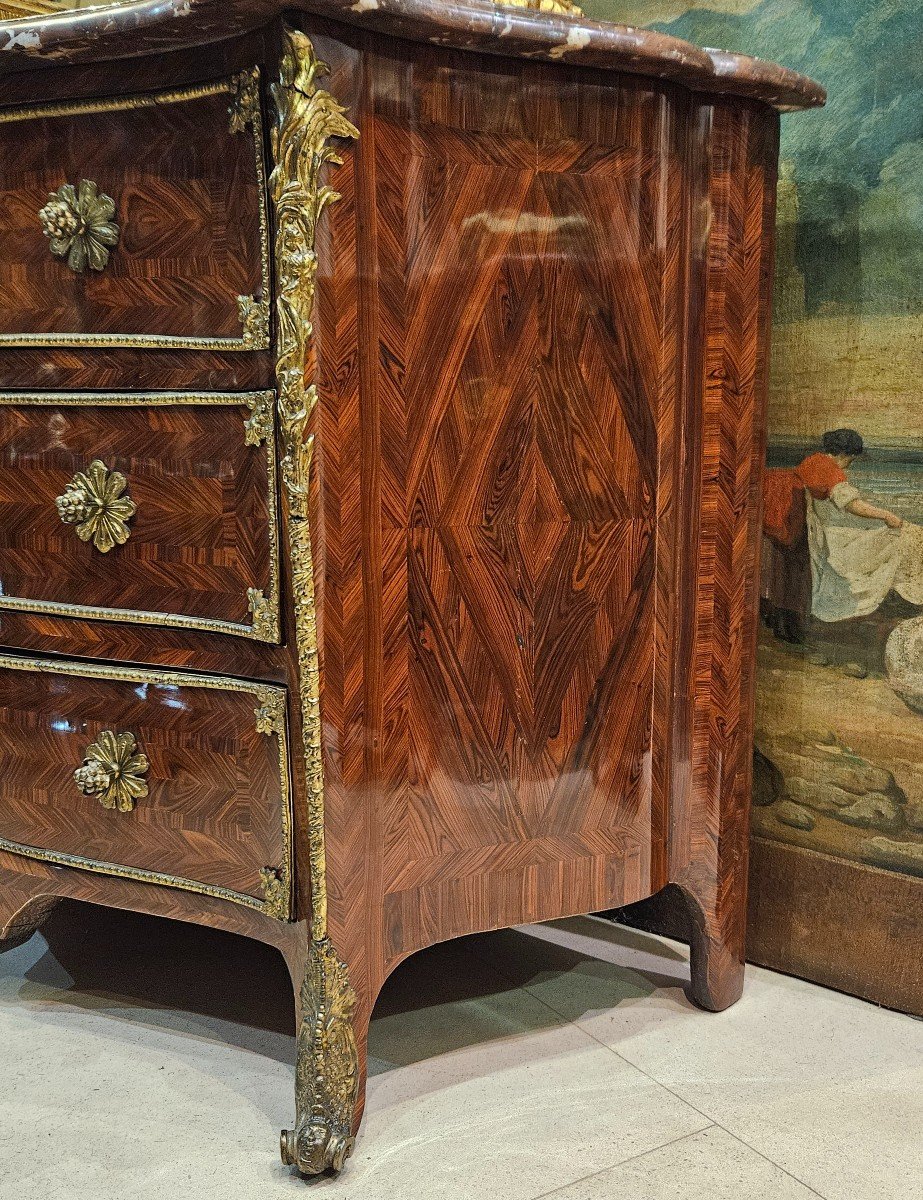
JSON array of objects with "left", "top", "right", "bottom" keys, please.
[{"left": 0, "top": 0, "right": 825, "bottom": 109}]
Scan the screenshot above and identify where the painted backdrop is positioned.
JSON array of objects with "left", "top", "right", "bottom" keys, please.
[{"left": 585, "top": 0, "right": 923, "bottom": 879}]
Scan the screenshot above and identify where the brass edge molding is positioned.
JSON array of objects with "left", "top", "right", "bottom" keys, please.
[
  {"left": 0, "top": 73, "right": 270, "bottom": 352},
  {"left": 270, "top": 27, "right": 361, "bottom": 1176},
  {"left": 0, "top": 653, "right": 292, "bottom": 919},
  {"left": 230, "top": 67, "right": 272, "bottom": 348},
  {"left": 0, "top": 390, "right": 272, "bottom": 405},
  {"left": 0, "top": 78, "right": 242, "bottom": 124},
  {"left": 0, "top": 835, "right": 271, "bottom": 913},
  {"left": 0, "top": 332, "right": 264, "bottom": 351},
  {"left": 0, "top": 595, "right": 273, "bottom": 640},
  {"left": 0, "top": 390, "right": 281, "bottom": 644}
]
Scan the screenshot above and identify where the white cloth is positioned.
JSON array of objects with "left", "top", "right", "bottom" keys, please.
[{"left": 808, "top": 497, "right": 923, "bottom": 622}]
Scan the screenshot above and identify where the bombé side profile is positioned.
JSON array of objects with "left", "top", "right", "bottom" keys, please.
[{"left": 0, "top": 0, "right": 823, "bottom": 1178}]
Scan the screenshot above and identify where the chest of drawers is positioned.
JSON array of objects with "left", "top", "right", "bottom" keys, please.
[
  {"left": 0, "top": 73, "right": 271, "bottom": 349},
  {"left": 0, "top": 0, "right": 822, "bottom": 1180}
]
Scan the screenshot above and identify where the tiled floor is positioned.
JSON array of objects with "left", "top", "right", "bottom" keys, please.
[{"left": 1, "top": 905, "right": 921, "bottom": 1200}]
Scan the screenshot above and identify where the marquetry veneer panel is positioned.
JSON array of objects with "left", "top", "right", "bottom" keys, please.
[
  {"left": 318, "top": 44, "right": 686, "bottom": 974},
  {"left": 0, "top": 74, "right": 269, "bottom": 349},
  {"left": 0, "top": 391, "right": 280, "bottom": 640},
  {"left": 0, "top": 655, "right": 291, "bottom": 914}
]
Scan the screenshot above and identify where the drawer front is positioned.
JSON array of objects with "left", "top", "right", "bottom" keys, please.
[
  {"left": 0, "top": 391, "right": 280, "bottom": 641},
  {"left": 0, "top": 71, "right": 269, "bottom": 350},
  {"left": 0, "top": 655, "right": 291, "bottom": 918}
]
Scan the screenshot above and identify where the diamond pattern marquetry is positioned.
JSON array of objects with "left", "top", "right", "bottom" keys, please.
[
  {"left": 313, "top": 47, "right": 691, "bottom": 979},
  {"left": 0, "top": 15, "right": 804, "bottom": 1174}
]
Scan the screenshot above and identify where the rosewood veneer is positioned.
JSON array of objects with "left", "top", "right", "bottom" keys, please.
[{"left": 0, "top": 0, "right": 823, "bottom": 1178}]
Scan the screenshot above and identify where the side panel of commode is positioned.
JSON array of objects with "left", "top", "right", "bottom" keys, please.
[{"left": 308, "top": 24, "right": 698, "bottom": 1123}]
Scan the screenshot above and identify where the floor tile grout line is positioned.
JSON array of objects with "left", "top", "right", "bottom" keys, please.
[
  {"left": 578, "top": 1020, "right": 832, "bottom": 1200},
  {"left": 527, "top": 1125, "right": 718, "bottom": 1200},
  {"left": 486, "top": 954, "right": 714, "bottom": 1109},
  {"left": 489, "top": 962, "right": 834, "bottom": 1200},
  {"left": 454, "top": 959, "right": 726, "bottom": 1199},
  {"left": 512, "top": 973, "right": 721, "bottom": 1122},
  {"left": 712, "top": 1124, "right": 833, "bottom": 1200}
]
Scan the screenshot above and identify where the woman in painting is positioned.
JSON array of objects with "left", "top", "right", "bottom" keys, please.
[{"left": 761, "top": 428, "right": 904, "bottom": 643}]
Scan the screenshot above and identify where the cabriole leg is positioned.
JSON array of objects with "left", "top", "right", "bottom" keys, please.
[
  {"left": 280, "top": 936, "right": 367, "bottom": 1176},
  {"left": 0, "top": 892, "right": 61, "bottom": 952}
]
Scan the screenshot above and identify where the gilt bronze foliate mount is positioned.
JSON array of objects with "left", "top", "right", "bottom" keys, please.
[
  {"left": 56, "top": 459, "right": 136, "bottom": 553},
  {"left": 39, "top": 180, "right": 120, "bottom": 273},
  {"left": 74, "top": 730, "right": 149, "bottom": 812}
]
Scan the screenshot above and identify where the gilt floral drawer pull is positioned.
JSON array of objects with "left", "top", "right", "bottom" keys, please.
[
  {"left": 55, "top": 459, "right": 136, "bottom": 553},
  {"left": 73, "top": 730, "right": 149, "bottom": 812},
  {"left": 39, "top": 180, "right": 120, "bottom": 273}
]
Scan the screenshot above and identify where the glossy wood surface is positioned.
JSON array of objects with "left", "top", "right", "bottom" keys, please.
[
  {"left": 668, "top": 96, "right": 780, "bottom": 1009},
  {"left": 0, "top": 345, "right": 275, "bottom": 395},
  {"left": 0, "top": 83, "right": 265, "bottom": 344},
  {"left": 0, "top": 609, "right": 292, "bottom": 676},
  {"left": 0, "top": 11, "right": 814, "bottom": 1177},
  {"left": 323, "top": 45, "right": 687, "bottom": 977},
  {"left": 294, "top": 28, "right": 784, "bottom": 1133},
  {"left": 0, "top": 395, "right": 278, "bottom": 636},
  {"left": 0, "top": 657, "right": 289, "bottom": 902}
]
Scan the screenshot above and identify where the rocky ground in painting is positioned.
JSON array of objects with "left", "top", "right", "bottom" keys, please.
[
  {"left": 753, "top": 627, "right": 923, "bottom": 878},
  {"left": 885, "top": 615, "right": 923, "bottom": 713}
]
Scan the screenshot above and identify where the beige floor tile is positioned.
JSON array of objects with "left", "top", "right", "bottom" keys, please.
[
  {"left": 0, "top": 912, "right": 303, "bottom": 1200},
  {"left": 500, "top": 917, "right": 923, "bottom": 1200},
  {"left": 335, "top": 981, "right": 709, "bottom": 1199},
  {"left": 1, "top": 903, "right": 707, "bottom": 1200},
  {"left": 542, "top": 1126, "right": 822, "bottom": 1200},
  {"left": 6, "top": 903, "right": 920, "bottom": 1200}
]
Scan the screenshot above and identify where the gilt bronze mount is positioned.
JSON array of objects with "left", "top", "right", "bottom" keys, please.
[
  {"left": 73, "top": 730, "right": 149, "bottom": 812},
  {"left": 39, "top": 180, "right": 119, "bottom": 273},
  {"left": 56, "top": 459, "right": 136, "bottom": 553}
]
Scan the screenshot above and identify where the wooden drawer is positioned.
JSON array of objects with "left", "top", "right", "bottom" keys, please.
[
  {"left": 0, "top": 654, "right": 292, "bottom": 918},
  {"left": 0, "top": 391, "right": 280, "bottom": 641},
  {"left": 0, "top": 71, "right": 269, "bottom": 350}
]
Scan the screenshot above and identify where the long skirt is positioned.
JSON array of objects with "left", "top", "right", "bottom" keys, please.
[{"left": 761, "top": 525, "right": 811, "bottom": 619}]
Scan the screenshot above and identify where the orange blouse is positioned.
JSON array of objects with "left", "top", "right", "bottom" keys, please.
[{"left": 763, "top": 453, "right": 847, "bottom": 546}]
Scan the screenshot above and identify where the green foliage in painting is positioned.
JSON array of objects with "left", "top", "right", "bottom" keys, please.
[{"left": 584, "top": 0, "right": 923, "bottom": 319}]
